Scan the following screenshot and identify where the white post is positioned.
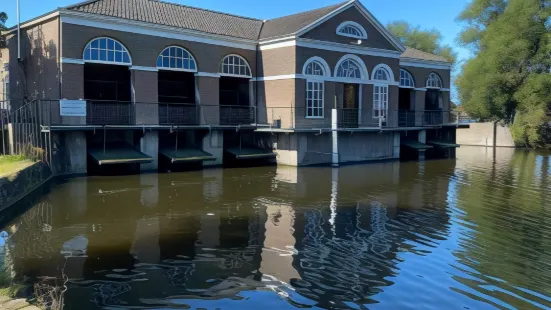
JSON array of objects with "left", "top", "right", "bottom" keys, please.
[{"left": 331, "top": 108, "right": 339, "bottom": 167}]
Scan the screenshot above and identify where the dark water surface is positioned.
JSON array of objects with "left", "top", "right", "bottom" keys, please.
[{"left": 1, "top": 146, "right": 551, "bottom": 309}]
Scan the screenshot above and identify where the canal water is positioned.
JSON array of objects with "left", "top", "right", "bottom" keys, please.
[{"left": 0, "top": 146, "right": 550, "bottom": 309}]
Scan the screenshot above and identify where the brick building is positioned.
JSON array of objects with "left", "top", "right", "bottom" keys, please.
[{"left": 1, "top": 0, "right": 463, "bottom": 173}]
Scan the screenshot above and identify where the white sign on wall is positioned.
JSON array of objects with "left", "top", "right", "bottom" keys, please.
[{"left": 60, "top": 100, "right": 87, "bottom": 117}]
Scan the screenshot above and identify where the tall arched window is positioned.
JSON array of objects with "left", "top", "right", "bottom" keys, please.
[
  {"left": 336, "top": 21, "right": 368, "bottom": 39},
  {"left": 83, "top": 37, "right": 131, "bottom": 65},
  {"left": 399, "top": 69, "right": 415, "bottom": 88},
  {"left": 220, "top": 55, "right": 251, "bottom": 78},
  {"left": 372, "top": 65, "right": 393, "bottom": 119},
  {"left": 335, "top": 57, "right": 366, "bottom": 80},
  {"left": 157, "top": 46, "right": 197, "bottom": 71},
  {"left": 426, "top": 72, "right": 443, "bottom": 88},
  {"left": 303, "top": 57, "right": 329, "bottom": 118}
]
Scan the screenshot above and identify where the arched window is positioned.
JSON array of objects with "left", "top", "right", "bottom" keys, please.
[
  {"left": 372, "top": 65, "right": 393, "bottom": 119},
  {"left": 303, "top": 57, "right": 329, "bottom": 119},
  {"left": 157, "top": 46, "right": 197, "bottom": 71},
  {"left": 426, "top": 72, "right": 443, "bottom": 88},
  {"left": 335, "top": 57, "right": 366, "bottom": 79},
  {"left": 336, "top": 21, "right": 367, "bottom": 39},
  {"left": 399, "top": 69, "right": 415, "bottom": 88},
  {"left": 83, "top": 37, "right": 131, "bottom": 65},
  {"left": 220, "top": 55, "right": 252, "bottom": 78}
]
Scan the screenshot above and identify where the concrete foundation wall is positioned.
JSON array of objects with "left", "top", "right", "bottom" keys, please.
[
  {"left": 298, "top": 133, "right": 332, "bottom": 166},
  {"left": 140, "top": 131, "right": 159, "bottom": 171},
  {"left": 338, "top": 132, "right": 394, "bottom": 163},
  {"left": 202, "top": 130, "right": 223, "bottom": 166},
  {"left": 51, "top": 131, "right": 87, "bottom": 175},
  {"left": 456, "top": 122, "right": 515, "bottom": 147}
]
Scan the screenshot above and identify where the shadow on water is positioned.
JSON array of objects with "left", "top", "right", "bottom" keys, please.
[{"left": 0, "top": 147, "right": 550, "bottom": 309}]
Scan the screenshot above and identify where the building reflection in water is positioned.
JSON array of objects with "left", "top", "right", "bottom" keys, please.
[{"left": 0, "top": 160, "right": 456, "bottom": 309}]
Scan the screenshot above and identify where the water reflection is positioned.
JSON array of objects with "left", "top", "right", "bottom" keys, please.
[{"left": 1, "top": 147, "right": 551, "bottom": 309}]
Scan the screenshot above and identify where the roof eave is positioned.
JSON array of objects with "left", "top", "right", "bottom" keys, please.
[{"left": 400, "top": 57, "right": 452, "bottom": 69}]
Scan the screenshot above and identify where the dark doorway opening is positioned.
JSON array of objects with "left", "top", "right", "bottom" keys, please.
[
  {"left": 219, "top": 77, "right": 252, "bottom": 125},
  {"left": 340, "top": 83, "right": 359, "bottom": 128},
  {"left": 424, "top": 90, "right": 443, "bottom": 125},
  {"left": 84, "top": 64, "right": 131, "bottom": 101},
  {"left": 158, "top": 71, "right": 195, "bottom": 104},
  {"left": 84, "top": 64, "right": 132, "bottom": 125},
  {"left": 158, "top": 71, "right": 197, "bottom": 125},
  {"left": 398, "top": 88, "right": 415, "bottom": 127}
]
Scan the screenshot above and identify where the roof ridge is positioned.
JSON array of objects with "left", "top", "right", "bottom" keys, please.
[
  {"left": 149, "top": 0, "right": 263, "bottom": 22},
  {"left": 265, "top": 0, "right": 349, "bottom": 23}
]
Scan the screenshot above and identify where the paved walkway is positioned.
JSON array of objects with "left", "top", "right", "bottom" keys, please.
[{"left": 0, "top": 296, "right": 40, "bottom": 310}]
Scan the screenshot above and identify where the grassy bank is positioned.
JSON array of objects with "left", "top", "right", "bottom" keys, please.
[{"left": 0, "top": 155, "right": 34, "bottom": 178}]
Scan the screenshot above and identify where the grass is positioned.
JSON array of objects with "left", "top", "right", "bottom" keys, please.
[{"left": 0, "top": 155, "right": 34, "bottom": 178}]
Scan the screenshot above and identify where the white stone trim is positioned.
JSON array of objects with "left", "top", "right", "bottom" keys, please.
[
  {"left": 302, "top": 56, "right": 331, "bottom": 77},
  {"left": 259, "top": 38, "right": 402, "bottom": 59},
  {"left": 400, "top": 59, "right": 451, "bottom": 70},
  {"left": 60, "top": 12, "right": 257, "bottom": 51},
  {"left": 195, "top": 72, "right": 221, "bottom": 78},
  {"left": 130, "top": 66, "right": 158, "bottom": 72},
  {"left": 253, "top": 74, "right": 399, "bottom": 86},
  {"left": 253, "top": 74, "right": 298, "bottom": 81},
  {"left": 371, "top": 63, "right": 395, "bottom": 83},
  {"left": 336, "top": 21, "right": 368, "bottom": 39},
  {"left": 61, "top": 57, "right": 85, "bottom": 65},
  {"left": 414, "top": 88, "right": 427, "bottom": 92},
  {"left": 334, "top": 54, "right": 369, "bottom": 80}
]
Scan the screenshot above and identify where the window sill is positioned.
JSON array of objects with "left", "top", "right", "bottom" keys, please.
[{"left": 305, "top": 116, "right": 325, "bottom": 119}]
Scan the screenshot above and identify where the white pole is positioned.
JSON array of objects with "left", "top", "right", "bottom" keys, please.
[{"left": 17, "top": 0, "right": 21, "bottom": 60}]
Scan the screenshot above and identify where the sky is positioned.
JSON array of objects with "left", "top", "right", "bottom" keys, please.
[{"left": 1, "top": 0, "right": 472, "bottom": 99}]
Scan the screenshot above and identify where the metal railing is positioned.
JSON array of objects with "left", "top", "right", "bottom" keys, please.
[
  {"left": 220, "top": 105, "right": 256, "bottom": 126},
  {"left": 260, "top": 106, "right": 331, "bottom": 129},
  {"left": 337, "top": 109, "right": 360, "bottom": 128},
  {"left": 397, "top": 110, "right": 451, "bottom": 127},
  {"left": 159, "top": 103, "right": 199, "bottom": 125},
  {"left": 0, "top": 100, "right": 52, "bottom": 164},
  {"left": 87, "top": 100, "right": 135, "bottom": 125}
]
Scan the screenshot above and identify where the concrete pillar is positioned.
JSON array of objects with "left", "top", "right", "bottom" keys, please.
[
  {"left": 418, "top": 130, "right": 427, "bottom": 161},
  {"left": 51, "top": 131, "right": 87, "bottom": 175},
  {"left": 202, "top": 130, "right": 223, "bottom": 166},
  {"left": 393, "top": 133, "right": 401, "bottom": 159},
  {"left": 331, "top": 108, "right": 339, "bottom": 167},
  {"left": 196, "top": 75, "right": 220, "bottom": 125},
  {"left": 140, "top": 131, "right": 158, "bottom": 171},
  {"left": 415, "top": 90, "right": 426, "bottom": 126}
]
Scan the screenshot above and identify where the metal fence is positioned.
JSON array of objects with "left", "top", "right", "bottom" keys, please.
[
  {"left": 87, "top": 100, "right": 135, "bottom": 125},
  {"left": 220, "top": 105, "right": 256, "bottom": 126},
  {"left": 0, "top": 100, "right": 52, "bottom": 165},
  {"left": 397, "top": 110, "right": 451, "bottom": 127},
  {"left": 159, "top": 103, "right": 200, "bottom": 126}
]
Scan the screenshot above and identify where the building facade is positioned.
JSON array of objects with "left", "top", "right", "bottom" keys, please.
[{"left": 1, "top": 0, "right": 463, "bottom": 174}]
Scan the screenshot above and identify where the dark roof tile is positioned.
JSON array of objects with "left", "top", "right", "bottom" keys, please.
[
  {"left": 66, "top": 0, "right": 264, "bottom": 40},
  {"left": 401, "top": 47, "right": 449, "bottom": 63},
  {"left": 259, "top": 1, "right": 349, "bottom": 40}
]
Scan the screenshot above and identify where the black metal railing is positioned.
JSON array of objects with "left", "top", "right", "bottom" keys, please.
[
  {"left": 159, "top": 103, "right": 199, "bottom": 125},
  {"left": 338, "top": 109, "right": 360, "bottom": 128},
  {"left": 398, "top": 110, "right": 416, "bottom": 127},
  {"left": 220, "top": 105, "right": 256, "bottom": 126},
  {"left": 397, "top": 110, "right": 449, "bottom": 127},
  {"left": 87, "top": 100, "right": 135, "bottom": 125}
]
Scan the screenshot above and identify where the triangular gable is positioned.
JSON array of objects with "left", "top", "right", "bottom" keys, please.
[{"left": 294, "top": 0, "right": 405, "bottom": 52}]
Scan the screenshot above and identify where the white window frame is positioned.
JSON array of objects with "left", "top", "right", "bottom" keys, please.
[
  {"left": 83, "top": 37, "right": 132, "bottom": 65},
  {"left": 220, "top": 54, "right": 252, "bottom": 78},
  {"left": 306, "top": 80, "right": 324, "bottom": 119},
  {"left": 157, "top": 46, "right": 197, "bottom": 72},
  {"left": 426, "top": 72, "right": 443, "bottom": 89},
  {"left": 336, "top": 21, "right": 368, "bottom": 40},
  {"left": 399, "top": 69, "right": 415, "bottom": 88},
  {"left": 373, "top": 83, "right": 389, "bottom": 119},
  {"left": 334, "top": 55, "right": 369, "bottom": 80}
]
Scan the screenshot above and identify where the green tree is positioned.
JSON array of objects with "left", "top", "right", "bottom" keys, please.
[
  {"left": 456, "top": 0, "right": 551, "bottom": 148},
  {"left": 387, "top": 20, "right": 457, "bottom": 64},
  {"left": 0, "top": 12, "right": 7, "bottom": 49}
]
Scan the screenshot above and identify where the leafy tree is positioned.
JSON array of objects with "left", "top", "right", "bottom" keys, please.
[
  {"left": 456, "top": 0, "right": 551, "bottom": 148},
  {"left": 387, "top": 20, "right": 457, "bottom": 64},
  {"left": 0, "top": 12, "right": 7, "bottom": 49}
]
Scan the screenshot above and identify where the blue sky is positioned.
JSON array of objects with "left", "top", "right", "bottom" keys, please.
[{"left": 2, "top": 0, "right": 471, "bottom": 99}]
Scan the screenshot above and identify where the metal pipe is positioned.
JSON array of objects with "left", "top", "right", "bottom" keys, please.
[{"left": 17, "top": 0, "right": 21, "bottom": 60}]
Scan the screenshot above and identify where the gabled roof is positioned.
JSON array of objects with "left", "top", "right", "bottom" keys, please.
[
  {"left": 401, "top": 47, "right": 449, "bottom": 63},
  {"left": 259, "top": 1, "right": 349, "bottom": 40},
  {"left": 65, "top": 0, "right": 264, "bottom": 40}
]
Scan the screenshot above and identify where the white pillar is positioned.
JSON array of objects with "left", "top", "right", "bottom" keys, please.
[{"left": 331, "top": 108, "right": 339, "bottom": 167}]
